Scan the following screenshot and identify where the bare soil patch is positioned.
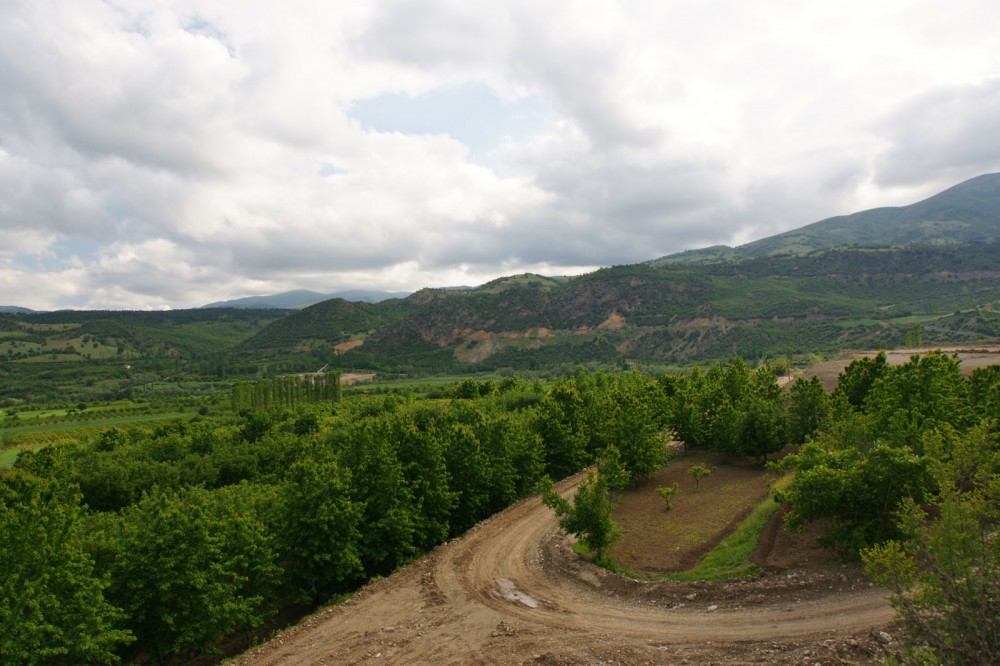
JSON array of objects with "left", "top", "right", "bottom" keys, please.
[
  {"left": 611, "top": 452, "right": 771, "bottom": 574},
  {"left": 334, "top": 339, "right": 365, "bottom": 353},
  {"left": 806, "top": 344, "right": 1000, "bottom": 390},
  {"left": 340, "top": 372, "right": 376, "bottom": 385}
]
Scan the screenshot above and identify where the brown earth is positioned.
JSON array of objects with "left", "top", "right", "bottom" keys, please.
[
  {"left": 611, "top": 453, "right": 771, "bottom": 574},
  {"left": 340, "top": 373, "right": 377, "bottom": 385},
  {"left": 804, "top": 345, "right": 1000, "bottom": 390},
  {"left": 335, "top": 339, "right": 366, "bottom": 353},
  {"left": 234, "top": 473, "right": 896, "bottom": 665}
]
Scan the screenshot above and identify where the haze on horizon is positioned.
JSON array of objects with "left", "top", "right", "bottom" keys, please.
[{"left": 2, "top": 0, "right": 999, "bottom": 311}]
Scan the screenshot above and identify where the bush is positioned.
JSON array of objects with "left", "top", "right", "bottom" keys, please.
[
  {"left": 656, "top": 483, "right": 679, "bottom": 510},
  {"left": 864, "top": 486, "right": 999, "bottom": 665}
]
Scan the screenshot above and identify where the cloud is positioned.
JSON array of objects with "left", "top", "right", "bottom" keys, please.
[
  {"left": 0, "top": 148, "right": 114, "bottom": 245},
  {"left": 873, "top": 78, "right": 1000, "bottom": 188},
  {"left": 1, "top": 0, "right": 1000, "bottom": 309}
]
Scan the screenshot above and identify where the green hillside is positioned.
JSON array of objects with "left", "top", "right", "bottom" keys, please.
[
  {"left": 0, "top": 309, "right": 286, "bottom": 403},
  {"left": 320, "top": 244, "right": 1000, "bottom": 373},
  {"left": 238, "top": 297, "right": 416, "bottom": 351}
]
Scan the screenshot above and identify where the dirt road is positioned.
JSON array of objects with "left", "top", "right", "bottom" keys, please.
[{"left": 235, "top": 475, "right": 895, "bottom": 665}]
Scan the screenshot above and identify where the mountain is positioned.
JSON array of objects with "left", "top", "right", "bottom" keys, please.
[
  {"left": 4, "top": 173, "right": 999, "bottom": 389},
  {"left": 651, "top": 172, "right": 1000, "bottom": 266},
  {"left": 270, "top": 172, "right": 1000, "bottom": 373},
  {"left": 202, "top": 289, "right": 411, "bottom": 309},
  {"left": 0, "top": 306, "right": 39, "bottom": 314},
  {"left": 239, "top": 250, "right": 1000, "bottom": 374},
  {"left": 239, "top": 297, "right": 416, "bottom": 352}
]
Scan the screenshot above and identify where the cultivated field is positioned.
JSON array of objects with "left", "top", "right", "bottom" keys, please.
[{"left": 803, "top": 344, "right": 1000, "bottom": 389}]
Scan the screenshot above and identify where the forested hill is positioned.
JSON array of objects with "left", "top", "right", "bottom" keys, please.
[
  {"left": 651, "top": 172, "right": 1000, "bottom": 265},
  {"left": 237, "top": 297, "right": 418, "bottom": 351},
  {"left": 198, "top": 239, "right": 996, "bottom": 377},
  {"left": 0, "top": 308, "right": 289, "bottom": 402}
]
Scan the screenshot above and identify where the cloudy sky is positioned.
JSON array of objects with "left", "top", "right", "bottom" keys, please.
[{"left": 2, "top": 0, "right": 999, "bottom": 310}]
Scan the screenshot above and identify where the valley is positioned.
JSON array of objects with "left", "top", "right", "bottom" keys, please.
[{"left": 2, "top": 172, "right": 999, "bottom": 665}]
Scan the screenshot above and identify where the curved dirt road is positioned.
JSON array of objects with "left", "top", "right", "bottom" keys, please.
[{"left": 236, "top": 475, "right": 894, "bottom": 665}]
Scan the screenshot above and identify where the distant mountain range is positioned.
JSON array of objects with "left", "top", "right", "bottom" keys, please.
[{"left": 201, "top": 289, "right": 411, "bottom": 309}]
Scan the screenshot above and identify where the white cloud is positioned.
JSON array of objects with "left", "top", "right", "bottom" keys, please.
[
  {"left": 0, "top": 0, "right": 999, "bottom": 309},
  {"left": 873, "top": 78, "right": 1000, "bottom": 187}
]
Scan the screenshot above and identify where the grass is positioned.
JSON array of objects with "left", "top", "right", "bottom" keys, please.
[
  {"left": 9, "top": 408, "right": 73, "bottom": 420},
  {"left": 667, "top": 474, "right": 791, "bottom": 581},
  {"left": 0, "top": 443, "right": 47, "bottom": 469},
  {"left": 833, "top": 313, "right": 945, "bottom": 329},
  {"left": 0, "top": 412, "right": 196, "bottom": 442}
]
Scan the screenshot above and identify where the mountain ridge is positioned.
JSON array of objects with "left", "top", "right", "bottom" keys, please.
[
  {"left": 651, "top": 172, "right": 1000, "bottom": 265},
  {"left": 201, "top": 288, "right": 412, "bottom": 309}
]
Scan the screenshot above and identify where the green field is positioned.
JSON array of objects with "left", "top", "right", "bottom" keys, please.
[
  {"left": 0, "top": 412, "right": 196, "bottom": 448},
  {"left": 0, "top": 442, "right": 46, "bottom": 469}
]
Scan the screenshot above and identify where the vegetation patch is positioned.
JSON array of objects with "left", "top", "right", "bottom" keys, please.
[
  {"left": 0, "top": 413, "right": 196, "bottom": 447},
  {"left": 0, "top": 443, "right": 46, "bottom": 469}
]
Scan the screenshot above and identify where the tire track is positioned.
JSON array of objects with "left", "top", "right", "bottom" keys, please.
[{"left": 237, "top": 473, "right": 893, "bottom": 664}]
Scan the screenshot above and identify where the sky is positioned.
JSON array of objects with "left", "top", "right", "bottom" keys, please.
[{"left": 2, "top": 0, "right": 999, "bottom": 310}]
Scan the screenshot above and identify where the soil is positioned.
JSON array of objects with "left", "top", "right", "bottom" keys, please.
[
  {"left": 611, "top": 453, "right": 770, "bottom": 574},
  {"left": 804, "top": 345, "right": 1000, "bottom": 390},
  {"left": 340, "top": 373, "right": 377, "bottom": 385},
  {"left": 234, "top": 473, "right": 897, "bottom": 665}
]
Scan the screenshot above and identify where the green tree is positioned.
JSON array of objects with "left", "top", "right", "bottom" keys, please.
[
  {"left": 833, "top": 351, "right": 889, "bottom": 411},
  {"left": 596, "top": 379, "right": 667, "bottom": 481},
  {"left": 778, "top": 441, "right": 934, "bottom": 556},
  {"left": 735, "top": 392, "right": 786, "bottom": 464},
  {"left": 904, "top": 322, "right": 923, "bottom": 348},
  {"left": 342, "top": 423, "right": 416, "bottom": 576},
  {"left": 865, "top": 351, "right": 974, "bottom": 450},
  {"left": 442, "top": 422, "right": 492, "bottom": 534},
  {"left": 687, "top": 464, "right": 711, "bottom": 491},
  {"left": 278, "top": 456, "right": 364, "bottom": 602},
  {"left": 464, "top": 408, "right": 544, "bottom": 512},
  {"left": 390, "top": 412, "right": 458, "bottom": 549},
  {"left": 863, "top": 484, "right": 999, "bottom": 665},
  {"left": 656, "top": 483, "right": 680, "bottom": 511},
  {"left": 968, "top": 364, "right": 1000, "bottom": 419},
  {"left": 535, "top": 383, "right": 589, "bottom": 478},
  {"left": 539, "top": 469, "right": 622, "bottom": 560},
  {"left": 785, "top": 376, "right": 831, "bottom": 445},
  {"left": 0, "top": 469, "right": 133, "bottom": 665},
  {"left": 664, "top": 369, "right": 708, "bottom": 451},
  {"left": 109, "top": 485, "right": 279, "bottom": 662}
]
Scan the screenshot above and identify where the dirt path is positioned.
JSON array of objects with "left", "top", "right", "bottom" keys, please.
[{"left": 235, "top": 474, "right": 895, "bottom": 665}]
